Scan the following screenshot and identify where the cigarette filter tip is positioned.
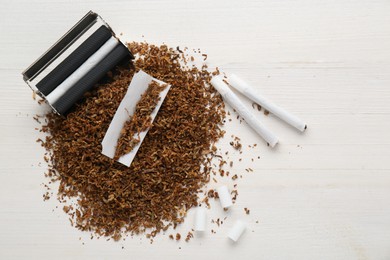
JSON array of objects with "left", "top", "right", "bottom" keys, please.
[
  {"left": 194, "top": 207, "right": 207, "bottom": 232},
  {"left": 217, "top": 185, "right": 233, "bottom": 209},
  {"left": 228, "top": 220, "right": 247, "bottom": 242}
]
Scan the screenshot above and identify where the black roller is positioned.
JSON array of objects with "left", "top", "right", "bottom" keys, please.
[
  {"left": 36, "top": 25, "right": 112, "bottom": 96},
  {"left": 53, "top": 44, "right": 129, "bottom": 115},
  {"left": 23, "top": 11, "right": 98, "bottom": 82}
]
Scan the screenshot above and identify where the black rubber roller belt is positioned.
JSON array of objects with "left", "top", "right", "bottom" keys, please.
[
  {"left": 36, "top": 25, "right": 112, "bottom": 96},
  {"left": 52, "top": 44, "right": 130, "bottom": 115}
]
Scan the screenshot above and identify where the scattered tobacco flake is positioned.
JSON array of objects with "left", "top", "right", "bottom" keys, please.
[
  {"left": 244, "top": 207, "right": 250, "bottom": 215},
  {"left": 252, "top": 103, "right": 261, "bottom": 111},
  {"left": 63, "top": 206, "right": 70, "bottom": 213},
  {"left": 113, "top": 233, "right": 122, "bottom": 241},
  {"left": 229, "top": 136, "right": 242, "bottom": 150},
  {"left": 33, "top": 116, "right": 41, "bottom": 124},
  {"left": 176, "top": 233, "right": 181, "bottom": 241},
  {"left": 231, "top": 190, "right": 238, "bottom": 202},
  {"left": 43, "top": 192, "right": 50, "bottom": 201},
  {"left": 185, "top": 231, "right": 193, "bottom": 242},
  {"left": 114, "top": 81, "right": 168, "bottom": 160},
  {"left": 36, "top": 42, "right": 227, "bottom": 240},
  {"left": 202, "top": 196, "right": 210, "bottom": 208},
  {"left": 207, "top": 189, "right": 217, "bottom": 199},
  {"left": 211, "top": 67, "right": 220, "bottom": 76},
  {"left": 169, "top": 234, "right": 174, "bottom": 240},
  {"left": 264, "top": 110, "right": 270, "bottom": 116},
  {"left": 230, "top": 141, "right": 242, "bottom": 150},
  {"left": 176, "top": 46, "right": 183, "bottom": 53}
]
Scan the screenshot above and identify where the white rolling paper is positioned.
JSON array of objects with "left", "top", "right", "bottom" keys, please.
[
  {"left": 228, "top": 220, "right": 247, "bottom": 242},
  {"left": 46, "top": 37, "right": 119, "bottom": 104},
  {"left": 216, "top": 185, "right": 233, "bottom": 209},
  {"left": 101, "top": 70, "right": 171, "bottom": 167},
  {"left": 210, "top": 76, "right": 279, "bottom": 147},
  {"left": 228, "top": 74, "right": 307, "bottom": 132},
  {"left": 194, "top": 207, "right": 206, "bottom": 231}
]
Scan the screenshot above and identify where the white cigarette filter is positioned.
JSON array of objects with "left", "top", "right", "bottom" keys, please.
[
  {"left": 210, "top": 76, "right": 279, "bottom": 147},
  {"left": 216, "top": 185, "right": 233, "bottom": 209},
  {"left": 228, "top": 74, "right": 307, "bottom": 132},
  {"left": 46, "top": 37, "right": 119, "bottom": 104},
  {"left": 228, "top": 220, "right": 247, "bottom": 242},
  {"left": 194, "top": 207, "right": 207, "bottom": 231}
]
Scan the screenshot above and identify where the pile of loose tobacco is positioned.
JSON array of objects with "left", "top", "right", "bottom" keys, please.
[{"left": 37, "top": 42, "right": 228, "bottom": 240}]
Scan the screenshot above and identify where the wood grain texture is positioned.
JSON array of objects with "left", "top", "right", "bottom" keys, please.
[{"left": 1, "top": 0, "right": 390, "bottom": 259}]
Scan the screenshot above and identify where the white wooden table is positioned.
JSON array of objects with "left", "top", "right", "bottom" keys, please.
[{"left": 1, "top": 0, "right": 390, "bottom": 259}]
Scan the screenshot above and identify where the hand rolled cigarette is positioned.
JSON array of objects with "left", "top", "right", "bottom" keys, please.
[
  {"left": 210, "top": 76, "right": 279, "bottom": 147},
  {"left": 194, "top": 207, "right": 207, "bottom": 231},
  {"left": 227, "top": 74, "right": 307, "bottom": 132},
  {"left": 228, "top": 220, "right": 247, "bottom": 242},
  {"left": 216, "top": 185, "right": 233, "bottom": 209}
]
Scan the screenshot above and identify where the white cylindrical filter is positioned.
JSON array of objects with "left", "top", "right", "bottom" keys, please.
[
  {"left": 228, "top": 220, "right": 247, "bottom": 242},
  {"left": 46, "top": 37, "right": 119, "bottom": 104},
  {"left": 228, "top": 74, "right": 307, "bottom": 132},
  {"left": 217, "top": 185, "right": 233, "bottom": 209},
  {"left": 194, "top": 207, "right": 206, "bottom": 231},
  {"left": 210, "top": 76, "right": 278, "bottom": 147}
]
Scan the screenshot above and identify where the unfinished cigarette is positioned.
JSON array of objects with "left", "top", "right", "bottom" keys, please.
[
  {"left": 194, "top": 207, "right": 206, "bottom": 231},
  {"left": 46, "top": 36, "right": 119, "bottom": 104},
  {"left": 101, "top": 70, "right": 171, "bottom": 167},
  {"left": 228, "top": 74, "right": 307, "bottom": 132},
  {"left": 216, "top": 185, "right": 233, "bottom": 209},
  {"left": 210, "top": 76, "right": 278, "bottom": 147},
  {"left": 228, "top": 220, "right": 246, "bottom": 242}
]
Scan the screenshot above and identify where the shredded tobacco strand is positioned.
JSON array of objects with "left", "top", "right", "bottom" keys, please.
[{"left": 114, "top": 81, "right": 167, "bottom": 160}]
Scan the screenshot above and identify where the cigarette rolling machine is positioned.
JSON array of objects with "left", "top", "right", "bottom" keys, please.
[{"left": 22, "top": 11, "right": 134, "bottom": 115}]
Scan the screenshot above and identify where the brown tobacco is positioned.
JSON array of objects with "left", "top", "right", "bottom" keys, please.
[
  {"left": 38, "top": 42, "right": 226, "bottom": 240},
  {"left": 114, "top": 81, "right": 167, "bottom": 160}
]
